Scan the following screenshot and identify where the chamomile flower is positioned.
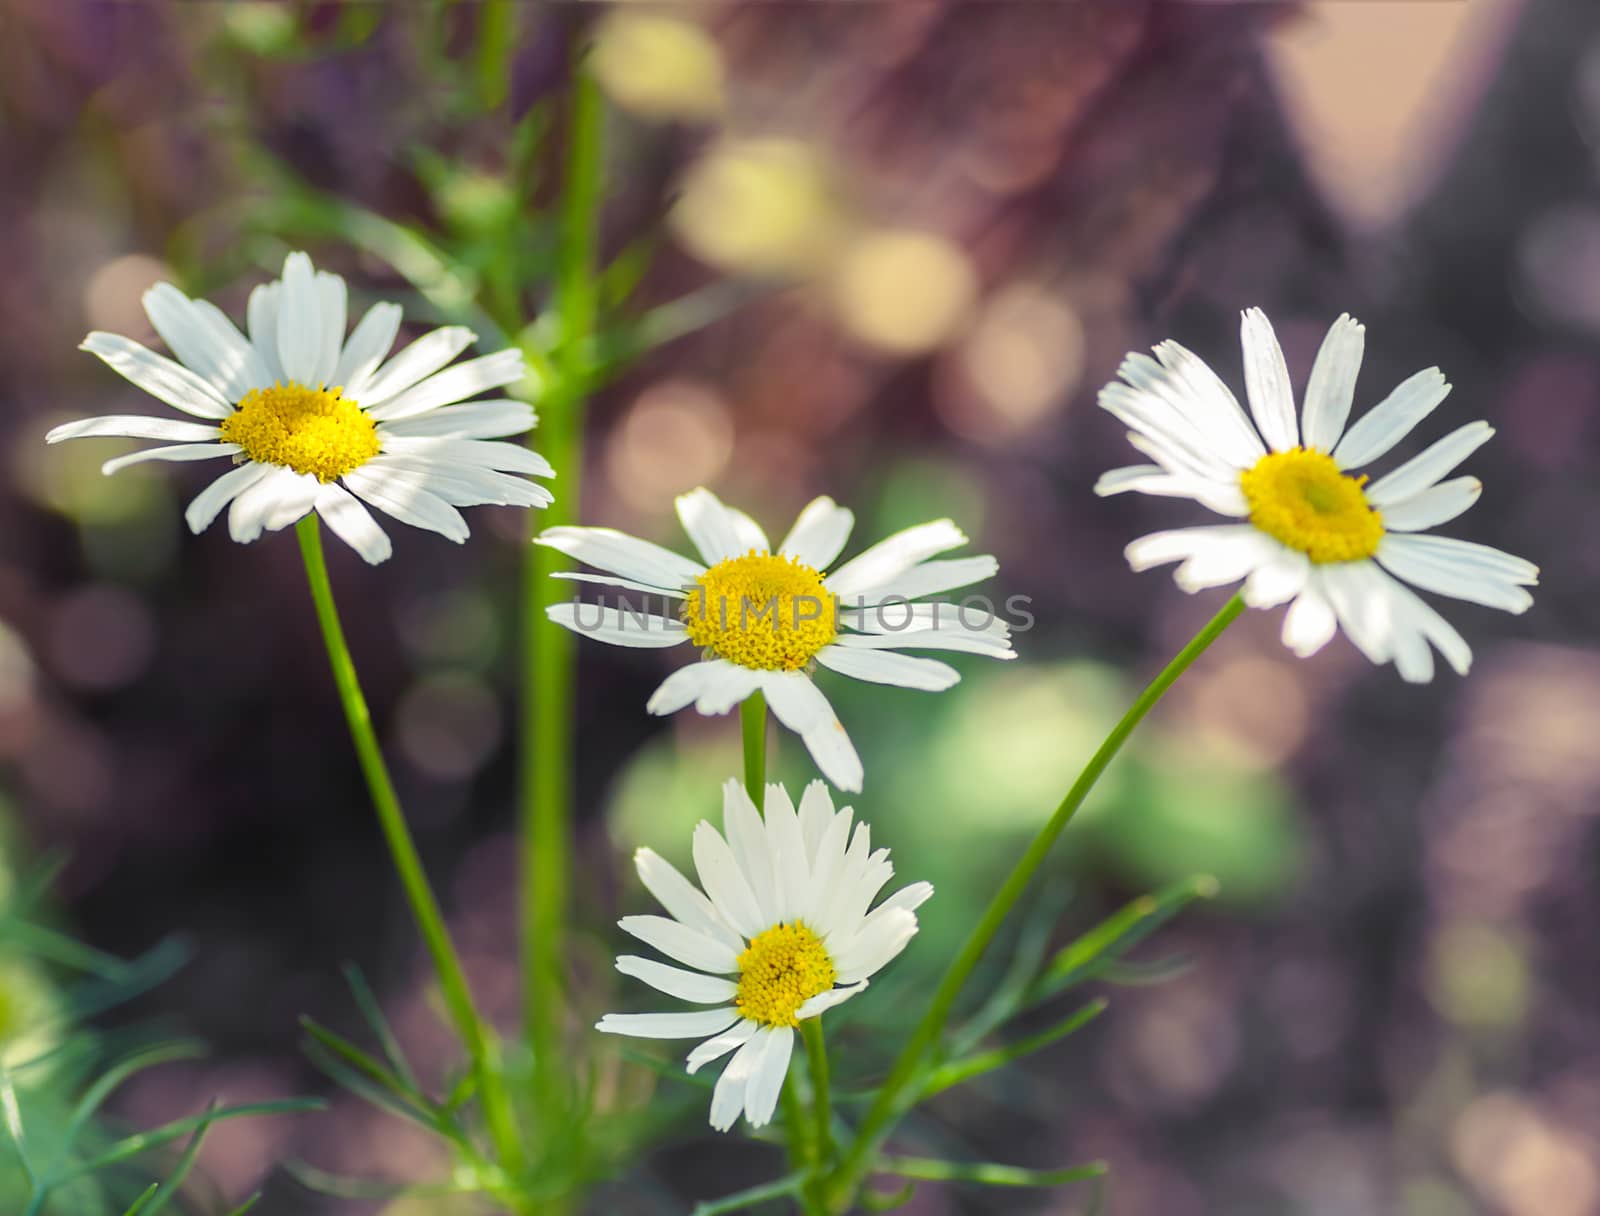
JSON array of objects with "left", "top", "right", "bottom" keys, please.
[
  {"left": 48, "top": 252, "right": 551, "bottom": 564},
  {"left": 1096, "top": 309, "right": 1538, "bottom": 682},
  {"left": 598, "top": 778, "right": 931, "bottom": 1132},
  {"left": 539, "top": 487, "right": 1015, "bottom": 791}
]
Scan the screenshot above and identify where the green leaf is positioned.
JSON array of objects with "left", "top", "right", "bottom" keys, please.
[
  {"left": 690, "top": 1171, "right": 808, "bottom": 1215},
  {"left": 119, "top": 1183, "right": 160, "bottom": 1216},
  {"left": 133, "top": 1100, "right": 216, "bottom": 1215},
  {"left": 341, "top": 964, "right": 421, "bottom": 1094},
  {"left": 1026, "top": 875, "right": 1217, "bottom": 1007},
  {"left": 875, "top": 1155, "right": 1107, "bottom": 1189},
  {"left": 860, "top": 1180, "right": 916, "bottom": 1211},
  {"left": 923, "top": 999, "right": 1108, "bottom": 1098},
  {"left": 0, "top": 1063, "right": 37, "bottom": 1184},
  {"left": 300, "top": 1037, "right": 438, "bottom": 1132},
  {"left": 63, "top": 1041, "right": 209, "bottom": 1154},
  {"left": 51, "top": 1098, "right": 324, "bottom": 1185}
]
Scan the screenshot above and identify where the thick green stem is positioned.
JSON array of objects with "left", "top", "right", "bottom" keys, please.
[
  {"left": 824, "top": 594, "right": 1246, "bottom": 1210},
  {"left": 294, "top": 517, "right": 523, "bottom": 1175},
  {"left": 741, "top": 692, "right": 767, "bottom": 804},
  {"left": 521, "top": 61, "right": 603, "bottom": 1094}
]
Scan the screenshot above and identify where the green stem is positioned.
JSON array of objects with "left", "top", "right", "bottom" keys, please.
[
  {"left": 294, "top": 517, "right": 523, "bottom": 1175},
  {"left": 741, "top": 692, "right": 767, "bottom": 804},
  {"left": 521, "top": 59, "right": 603, "bottom": 1094},
  {"left": 824, "top": 593, "right": 1245, "bottom": 1210},
  {"left": 801, "top": 1019, "right": 833, "bottom": 1165}
]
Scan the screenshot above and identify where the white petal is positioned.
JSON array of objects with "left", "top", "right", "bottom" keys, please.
[
  {"left": 365, "top": 350, "right": 526, "bottom": 422},
  {"left": 1150, "top": 339, "right": 1267, "bottom": 465},
  {"left": 143, "top": 283, "right": 270, "bottom": 400},
  {"left": 1367, "top": 422, "right": 1494, "bottom": 507},
  {"left": 709, "top": 1030, "right": 764, "bottom": 1131},
  {"left": 841, "top": 556, "right": 999, "bottom": 606},
  {"left": 1241, "top": 551, "right": 1310, "bottom": 609},
  {"left": 1300, "top": 313, "right": 1365, "bottom": 452},
  {"left": 779, "top": 497, "right": 855, "bottom": 569},
  {"left": 1381, "top": 572, "right": 1473, "bottom": 677},
  {"left": 547, "top": 602, "right": 688, "bottom": 649},
  {"left": 694, "top": 821, "right": 767, "bottom": 938},
  {"left": 100, "top": 442, "right": 239, "bottom": 476},
  {"left": 826, "top": 520, "right": 970, "bottom": 599},
  {"left": 595, "top": 1009, "right": 738, "bottom": 1040},
  {"left": 796, "top": 781, "right": 835, "bottom": 864},
  {"left": 1170, "top": 529, "right": 1280, "bottom": 592},
  {"left": 1377, "top": 476, "right": 1481, "bottom": 532},
  {"left": 1376, "top": 534, "right": 1535, "bottom": 614},
  {"left": 47, "top": 415, "right": 223, "bottom": 444},
  {"left": 726, "top": 505, "right": 770, "bottom": 554},
  {"left": 314, "top": 482, "right": 392, "bottom": 565},
  {"left": 247, "top": 283, "right": 284, "bottom": 384},
  {"left": 275, "top": 252, "right": 324, "bottom": 386},
  {"left": 553, "top": 571, "right": 686, "bottom": 599},
  {"left": 743, "top": 1026, "right": 793, "bottom": 1129},
  {"left": 799, "top": 799, "right": 854, "bottom": 926},
  {"left": 1099, "top": 376, "right": 1244, "bottom": 478},
  {"left": 378, "top": 399, "right": 535, "bottom": 440},
  {"left": 342, "top": 467, "right": 471, "bottom": 543},
  {"left": 184, "top": 462, "right": 272, "bottom": 534},
  {"left": 1093, "top": 463, "right": 1251, "bottom": 517},
  {"left": 633, "top": 848, "right": 743, "bottom": 951},
  {"left": 721, "top": 779, "right": 777, "bottom": 927},
  {"left": 686, "top": 1021, "right": 759, "bottom": 1074},
  {"left": 762, "top": 782, "right": 810, "bottom": 925},
  {"left": 378, "top": 436, "right": 552, "bottom": 477},
  {"left": 1281, "top": 583, "right": 1338, "bottom": 657},
  {"left": 759, "top": 672, "right": 863, "bottom": 793},
  {"left": 1124, "top": 525, "right": 1258, "bottom": 576},
  {"left": 358, "top": 456, "right": 549, "bottom": 510},
  {"left": 313, "top": 272, "right": 347, "bottom": 387},
  {"left": 839, "top": 601, "right": 1010, "bottom": 639},
  {"left": 877, "top": 881, "right": 934, "bottom": 916},
  {"left": 332, "top": 301, "right": 403, "bottom": 392},
  {"left": 833, "top": 907, "right": 918, "bottom": 984},
  {"left": 536, "top": 526, "right": 704, "bottom": 592},
  {"left": 355, "top": 326, "right": 476, "bottom": 406},
  {"left": 1331, "top": 368, "right": 1451, "bottom": 469},
  {"left": 645, "top": 662, "right": 717, "bottom": 714},
  {"left": 616, "top": 956, "right": 738, "bottom": 1004},
  {"left": 1240, "top": 308, "right": 1297, "bottom": 452},
  {"left": 830, "top": 628, "right": 1013, "bottom": 658},
  {"left": 675, "top": 487, "right": 750, "bottom": 565},
  {"left": 796, "top": 983, "right": 867, "bottom": 1020},
  {"left": 1317, "top": 561, "right": 1395, "bottom": 666},
  {"left": 78, "top": 333, "right": 234, "bottom": 420},
  {"left": 618, "top": 915, "right": 739, "bottom": 974},
  {"left": 814, "top": 645, "right": 960, "bottom": 691},
  {"left": 227, "top": 466, "right": 316, "bottom": 542}
]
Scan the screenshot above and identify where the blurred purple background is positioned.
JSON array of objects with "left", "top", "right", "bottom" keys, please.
[{"left": 1, "top": 1, "right": 1597, "bottom": 1213}]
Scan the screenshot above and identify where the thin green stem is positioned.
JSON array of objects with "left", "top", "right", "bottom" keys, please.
[
  {"left": 801, "top": 1019, "right": 833, "bottom": 1165},
  {"left": 741, "top": 692, "right": 767, "bottom": 803},
  {"left": 521, "top": 59, "right": 603, "bottom": 1094},
  {"left": 294, "top": 518, "right": 523, "bottom": 1176},
  {"left": 824, "top": 594, "right": 1245, "bottom": 1210}
]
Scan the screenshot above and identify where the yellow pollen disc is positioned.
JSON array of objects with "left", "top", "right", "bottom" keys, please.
[
  {"left": 219, "top": 382, "right": 381, "bottom": 482},
  {"left": 1239, "top": 447, "right": 1385, "bottom": 564},
  {"left": 683, "top": 550, "right": 837, "bottom": 671},
  {"left": 735, "top": 922, "right": 836, "bottom": 1028}
]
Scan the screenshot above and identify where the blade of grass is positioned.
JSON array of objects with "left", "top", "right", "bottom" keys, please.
[{"left": 874, "top": 1156, "right": 1107, "bottom": 1188}]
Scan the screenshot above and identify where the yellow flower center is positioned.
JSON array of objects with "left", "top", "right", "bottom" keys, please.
[
  {"left": 1239, "top": 447, "right": 1385, "bottom": 564},
  {"left": 219, "top": 383, "right": 381, "bottom": 482},
  {"left": 683, "top": 551, "right": 837, "bottom": 671},
  {"left": 735, "top": 922, "right": 836, "bottom": 1028}
]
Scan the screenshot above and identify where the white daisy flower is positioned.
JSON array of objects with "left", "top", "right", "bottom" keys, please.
[
  {"left": 47, "top": 251, "right": 552, "bottom": 564},
  {"left": 538, "top": 487, "right": 1015, "bottom": 791},
  {"left": 598, "top": 778, "right": 931, "bottom": 1132},
  {"left": 1096, "top": 308, "right": 1539, "bottom": 682}
]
